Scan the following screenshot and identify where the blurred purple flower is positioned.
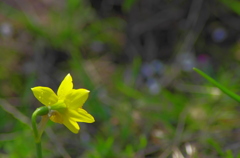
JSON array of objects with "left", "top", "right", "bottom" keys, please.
[
  {"left": 147, "top": 78, "right": 160, "bottom": 95},
  {"left": 212, "top": 28, "right": 227, "bottom": 43},
  {"left": 141, "top": 63, "right": 155, "bottom": 77}
]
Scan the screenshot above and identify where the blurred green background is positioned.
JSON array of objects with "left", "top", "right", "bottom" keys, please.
[{"left": 1, "top": 0, "right": 240, "bottom": 157}]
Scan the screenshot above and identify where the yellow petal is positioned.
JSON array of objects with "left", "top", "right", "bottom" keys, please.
[
  {"left": 49, "top": 110, "right": 63, "bottom": 124},
  {"left": 57, "top": 74, "right": 73, "bottom": 100},
  {"left": 67, "top": 109, "right": 95, "bottom": 123},
  {"left": 31, "top": 87, "right": 58, "bottom": 106},
  {"left": 63, "top": 117, "right": 80, "bottom": 133},
  {"left": 65, "top": 89, "right": 90, "bottom": 109}
]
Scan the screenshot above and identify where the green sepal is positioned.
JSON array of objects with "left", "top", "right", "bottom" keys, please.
[{"left": 34, "top": 106, "right": 50, "bottom": 116}]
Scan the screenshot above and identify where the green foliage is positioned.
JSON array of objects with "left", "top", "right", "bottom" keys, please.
[
  {"left": 220, "top": 0, "right": 240, "bottom": 15},
  {"left": 123, "top": 0, "right": 138, "bottom": 12},
  {"left": 1, "top": 0, "right": 240, "bottom": 157},
  {"left": 85, "top": 136, "right": 115, "bottom": 158}
]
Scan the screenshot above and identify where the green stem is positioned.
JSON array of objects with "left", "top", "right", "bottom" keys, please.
[
  {"left": 36, "top": 142, "right": 42, "bottom": 158},
  {"left": 31, "top": 106, "right": 50, "bottom": 158},
  {"left": 193, "top": 67, "right": 240, "bottom": 103}
]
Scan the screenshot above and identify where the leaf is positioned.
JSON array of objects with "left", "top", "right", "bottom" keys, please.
[
  {"left": 193, "top": 68, "right": 240, "bottom": 103},
  {"left": 207, "top": 138, "right": 224, "bottom": 156},
  {"left": 220, "top": 0, "right": 240, "bottom": 15}
]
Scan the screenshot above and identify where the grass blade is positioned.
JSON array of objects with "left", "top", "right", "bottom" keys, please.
[{"left": 193, "top": 67, "right": 240, "bottom": 103}]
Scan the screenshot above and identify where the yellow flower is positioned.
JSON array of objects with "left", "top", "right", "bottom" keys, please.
[{"left": 31, "top": 73, "right": 95, "bottom": 133}]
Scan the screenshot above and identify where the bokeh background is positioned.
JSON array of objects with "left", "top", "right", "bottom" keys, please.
[{"left": 1, "top": 0, "right": 240, "bottom": 157}]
